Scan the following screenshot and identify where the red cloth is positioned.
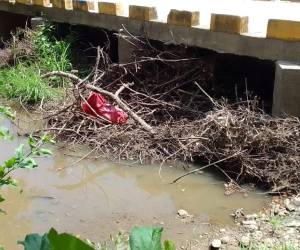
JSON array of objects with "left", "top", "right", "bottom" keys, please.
[{"left": 81, "top": 92, "right": 128, "bottom": 124}]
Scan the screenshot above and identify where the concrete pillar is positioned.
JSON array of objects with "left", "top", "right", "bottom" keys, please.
[
  {"left": 118, "top": 36, "right": 135, "bottom": 64},
  {"left": 30, "top": 17, "right": 45, "bottom": 29},
  {"left": 272, "top": 61, "right": 300, "bottom": 117}
]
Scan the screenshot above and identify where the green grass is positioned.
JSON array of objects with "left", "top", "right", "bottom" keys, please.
[
  {"left": 240, "top": 241, "right": 298, "bottom": 250},
  {"left": 269, "top": 215, "right": 283, "bottom": 232},
  {"left": 0, "top": 63, "right": 61, "bottom": 104},
  {"left": 0, "top": 22, "right": 72, "bottom": 104}
]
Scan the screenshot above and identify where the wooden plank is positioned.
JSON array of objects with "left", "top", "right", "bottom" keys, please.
[
  {"left": 15, "top": 0, "right": 33, "bottom": 5},
  {"left": 52, "top": 0, "right": 72, "bottom": 9},
  {"left": 167, "top": 9, "right": 199, "bottom": 27},
  {"left": 267, "top": 19, "right": 300, "bottom": 41},
  {"left": 72, "top": 0, "right": 95, "bottom": 12},
  {"left": 210, "top": 14, "right": 248, "bottom": 34},
  {"left": 98, "top": 2, "right": 123, "bottom": 16},
  {"left": 33, "top": 0, "right": 50, "bottom": 7},
  {"left": 129, "top": 5, "right": 157, "bottom": 21}
]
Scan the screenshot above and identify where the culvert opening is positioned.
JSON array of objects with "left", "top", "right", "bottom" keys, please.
[{"left": 0, "top": 11, "right": 30, "bottom": 47}]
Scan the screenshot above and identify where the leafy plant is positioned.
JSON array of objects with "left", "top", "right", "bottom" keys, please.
[
  {"left": 33, "top": 23, "right": 72, "bottom": 74},
  {"left": 269, "top": 215, "right": 283, "bottom": 232},
  {"left": 19, "top": 227, "right": 176, "bottom": 250},
  {"left": 129, "top": 227, "right": 175, "bottom": 250},
  {"left": 18, "top": 228, "right": 93, "bottom": 250},
  {"left": 0, "top": 105, "right": 54, "bottom": 205}
]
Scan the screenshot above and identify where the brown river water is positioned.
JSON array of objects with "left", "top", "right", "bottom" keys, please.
[{"left": 0, "top": 108, "right": 269, "bottom": 249}]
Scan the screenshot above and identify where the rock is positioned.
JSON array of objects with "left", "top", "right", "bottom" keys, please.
[
  {"left": 271, "top": 204, "right": 281, "bottom": 215},
  {"left": 292, "top": 197, "right": 300, "bottom": 206},
  {"left": 221, "top": 236, "right": 230, "bottom": 244},
  {"left": 278, "top": 209, "right": 287, "bottom": 216},
  {"left": 177, "top": 209, "right": 189, "bottom": 218},
  {"left": 242, "top": 220, "right": 257, "bottom": 226},
  {"left": 284, "top": 199, "right": 296, "bottom": 212},
  {"left": 284, "top": 219, "right": 300, "bottom": 227},
  {"left": 211, "top": 239, "right": 222, "bottom": 249},
  {"left": 219, "top": 228, "right": 226, "bottom": 233},
  {"left": 252, "top": 230, "right": 263, "bottom": 240},
  {"left": 263, "top": 238, "right": 274, "bottom": 247},
  {"left": 286, "top": 228, "right": 296, "bottom": 235},
  {"left": 232, "top": 208, "right": 244, "bottom": 219},
  {"left": 240, "top": 236, "right": 250, "bottom": 246},
  {"left": 246, "top": 224, "right": 258, "bottom": 232},
  {"left": 245, "top": 213, "right": 258, "bottom": 220}
]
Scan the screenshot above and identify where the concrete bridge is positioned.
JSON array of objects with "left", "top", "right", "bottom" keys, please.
[{"left": 0, "top": 0, "right": 300, "bottom": 116}]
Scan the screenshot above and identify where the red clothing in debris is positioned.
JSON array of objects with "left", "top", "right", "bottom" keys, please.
[{"left": 81, "top": 92, "right": 128, "bottom": 124}]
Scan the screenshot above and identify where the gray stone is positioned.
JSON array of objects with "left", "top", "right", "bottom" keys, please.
[
  {"left": 263, "top": 238, "right": 275, "bottom": 247},
  {"left": 284, "top": 219, "right": 300, "bottom": 227},
  {"left": 177, "top": 209, "right": 189, "bottom": 218},
  {"left": 242, "top": 220, "right": 257, "bottom": 226},
  {"left": 240, "top": 236, "right": 250, "bottom": 246},
  {"left": 245, "top": 213, "right": 258, "bottom": 220},
  {"left": 246, "top": 224, "right": 258, "bottom": 232},
  {"left": 221, "top": 236, "right": 230, "bottom": 244},
  {"left": 211, "top": 239, "right": 222, "bottom": 249},
  {"left": 252, "top": 230, "right": 263, "bottom": 240},
  {"left": 292, "top": 197, "right": 300, "bottom": 206}
]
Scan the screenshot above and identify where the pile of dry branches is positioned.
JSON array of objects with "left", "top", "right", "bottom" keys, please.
[
  {"left": 42, "top": 31, "right": 300, "bottom": 193},
  {"left": 0, "top": 28, "right": 35, "bottom": 67}
]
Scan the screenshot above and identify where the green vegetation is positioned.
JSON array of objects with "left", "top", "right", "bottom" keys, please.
[
  {"left": 0, "top": 63, "right": 61, "bottom": 104},
  {"left": 0, "top": 23, "right": 72, "bottom": 104},
  {"left": 0, "top": 105, "right": 54, "bottom": 208},
  {"left": 269, "top": 215, "right": 283, "bottom": 232},
  {"left": 240, "top": 241, "right": 298, "bottom": 250},
  {"left": 19, "top": 227, "right": 176, "bottom": 250},
  {"left": 33, "top": 24, "right": 72, "bottom": 73}
]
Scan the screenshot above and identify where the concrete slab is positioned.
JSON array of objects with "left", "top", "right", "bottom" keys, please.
[
  {"left": 272, "top": 61, "right": 300, "bottom": 117},
  {"left": 0, "top": 1, "right": 300, "bottom": 62}
]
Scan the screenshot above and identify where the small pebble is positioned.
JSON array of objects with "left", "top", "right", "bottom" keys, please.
[
  {"left": 285, "top": 199, "right": 296, "bottom": 212},
  {"left": 252, "top": 230, "right": 263, "bottom": 240},
  {"left": 177, "top": 209, "right": 189, "bottom": 218},
  {"left": 240, "top": 236, "right": 250, "bottom": 246},
  {"left": 246, "top": 224, "right": 258, "bottom": 232},
  {"left": 211, "top": 239, "right": 222, "bottom": 249},
  {"left": 292, "top": 197, "right": 300, "bottom": 206},
  {"left": 219, "top": 228, "right": 226, "bottom": 233},
  {"left": 242, "top": 220, "right": 257, "bottom": 226},
  {"left": 245, "top": 213, "right": 257, "bottom": 220},
  {"left": 221, "top": 236, "right": 230, "bottom": 244}
]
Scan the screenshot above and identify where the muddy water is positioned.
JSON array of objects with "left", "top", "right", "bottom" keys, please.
[{"left": 0, "top": 111, "right": 269, "bottom": 249}]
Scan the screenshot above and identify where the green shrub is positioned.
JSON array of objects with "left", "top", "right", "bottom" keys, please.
[{"left": 32, "top": 24, "right": 72, "bottom": 73}]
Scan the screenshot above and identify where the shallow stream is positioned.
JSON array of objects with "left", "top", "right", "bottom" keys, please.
[{"left": 0, "top": 108, "right": 269, "bottom": 249}]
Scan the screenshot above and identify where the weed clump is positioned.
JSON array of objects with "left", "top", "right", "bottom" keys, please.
[
  {"left": 0, "top": 23, "right": 72, "bottom": 104},
  {"left": 0, "top": 63, "right": 61, "bottom": 104}
]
